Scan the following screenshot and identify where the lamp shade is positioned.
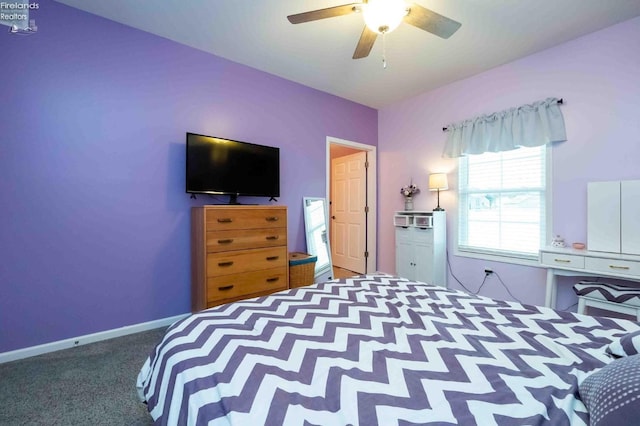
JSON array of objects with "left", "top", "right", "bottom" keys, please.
[{"left": 428, "top": 173, "right": 449, "bottom": 191}]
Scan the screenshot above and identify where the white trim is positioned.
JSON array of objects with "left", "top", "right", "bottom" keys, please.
[
  {"left": 454, "top": 248, "right": 540, "bottom": 267},
  {"left": 326, "top": 136, "right": 377, "bottom": 274},
  {"left": 544, "top": 143, "right": 554, "bottom": 245},
  {"left": 0, "top": 313, "right": 188, "bottom": 364},
  {"left": 326, "top": 136, "right": 374, "bottom": 152}
]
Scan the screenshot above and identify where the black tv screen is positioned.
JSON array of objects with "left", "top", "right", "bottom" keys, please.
[{"left": 186, "top": 133, "right": 280, "bottom": 202}]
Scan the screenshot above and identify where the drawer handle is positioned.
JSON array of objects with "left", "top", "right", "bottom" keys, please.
[
  {"left": 265, "top": 216, "right": 279, "bottom": 222},
  {"left": 266, "top": 235, "right": 279, "bottom": 241},
  {"left": 266, "top": 277, "right": 280, "bottom": 283},
  {"left": 218, "top": 261, "right": 234, "bottom": 267},
  {"left": 218, "top": 285, "right": 234, "bottom": 291},
  {"left": 609, "top": 265, "right": 630, "bottom": 270},
  {"left": 217, "top": 218, "right": 233, "bottom": 223},
  {"left": 266, "top": 256, "right": 279, "bottom": 261},
  {"left": 217, "top": 239, "right": 234, "bottom": 244},
  {"left": 554, "top": 259, "right": 571, "bottom": 263}
]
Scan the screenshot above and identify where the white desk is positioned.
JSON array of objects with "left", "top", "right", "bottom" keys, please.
[{"left": 539, "top": 246, "right": 640, "bottom": 308}]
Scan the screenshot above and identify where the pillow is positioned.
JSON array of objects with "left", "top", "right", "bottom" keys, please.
[
  {"left": 579, "top": 354, "right": 640, "bottom": 426},
  {"left": 607, "top": 329, "right": 640, "bottom": 357}
]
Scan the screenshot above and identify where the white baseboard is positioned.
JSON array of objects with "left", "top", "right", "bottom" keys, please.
[{"left": 0, "top": 313, "right": 190, "bottom": 364}]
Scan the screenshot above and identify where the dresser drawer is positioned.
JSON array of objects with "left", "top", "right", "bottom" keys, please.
[
  {"left": 205, "top": 207, "right": 286, "bottom": 231},
  {"left": 206, "top": 228, "right": 287, "bottom": 253},
  {"left": 540, "top": 252, "right": 585, "bottom": 269},
  {"left": 206, "top": 267, "right": 287, "bottom": 304},
  {"left": 585, "top": 257, "right": 640, "bottom": 277},
  {"left": 394, "top": 215, "right": 413, "bottom": 227},
  {"left": 395, "top": 227, "right": 433, "bottom": 245},
  {"left": 206, "top": 247, "right": 287, "bottom": 276},
  {"left": 412, "top": 227, "right": 434, "bottom": 244},
  {"left": 395, "top": 226, "right": 412, "bottom": 243}
]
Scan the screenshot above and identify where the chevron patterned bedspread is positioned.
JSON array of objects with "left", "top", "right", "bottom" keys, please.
[{"left": 136, "top": 274, "right": 640, "bottom": 425}]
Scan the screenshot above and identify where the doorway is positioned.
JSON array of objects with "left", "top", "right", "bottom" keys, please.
[{"left": 326, "top": 137, "right": 377, "bottom": 276}]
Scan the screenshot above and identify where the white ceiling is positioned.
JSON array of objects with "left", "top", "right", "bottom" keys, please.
[{"left": 55, "top": 0, "right": 640, "bottom": 108}]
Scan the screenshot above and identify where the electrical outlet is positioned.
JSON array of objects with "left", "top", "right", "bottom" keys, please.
[{"left": 484, "top": 268, "right": 493, "bottom": 275}]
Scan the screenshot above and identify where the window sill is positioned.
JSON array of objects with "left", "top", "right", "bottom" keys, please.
[{"left": 454, "top": 248, "right": 541, "bottom": 267}]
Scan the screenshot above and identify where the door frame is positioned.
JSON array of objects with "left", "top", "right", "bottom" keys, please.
[{"left": 326, "top": 136, "right": 377, "bottom": 274}]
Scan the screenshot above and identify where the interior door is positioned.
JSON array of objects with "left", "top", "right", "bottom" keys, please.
[{"left": 331, "top": 151, "right": 367, "bottom": 273}]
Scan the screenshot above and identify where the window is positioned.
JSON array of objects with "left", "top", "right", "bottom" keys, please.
[{"left": 457, "top": 145, "right": 548, "bottom": 262}]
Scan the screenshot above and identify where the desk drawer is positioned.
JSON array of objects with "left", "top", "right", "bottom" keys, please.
[
  {"left": 585, "top": 257, "right": 640, "bottom": 277},
  {"left": 541, "top": 252, "right": 585, "bottom": 269},
  {"left": 207, "top": 247, "right": 287, "bottom": 276}
]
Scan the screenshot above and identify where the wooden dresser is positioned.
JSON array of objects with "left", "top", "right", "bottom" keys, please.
[{"left": 191, "top": 205, "right": 288, "bottom": 311}]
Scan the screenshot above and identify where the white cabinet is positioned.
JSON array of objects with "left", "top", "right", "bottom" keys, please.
[
  {"left": 396, "top": 227, "right": 434, "bottom": 281},
  {"left": 588, "top": 180, "right": 640, "bottom": 255},
  {"left": 394, "top": 211, "right": 446, "bottom": 287},
  {"left": 587, "top": 181, "right": 620, "bottom": 253}
]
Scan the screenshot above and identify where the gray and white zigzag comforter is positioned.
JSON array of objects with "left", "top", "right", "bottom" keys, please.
[{"left": 137, "top": 274, "right": 640, "bottom": 425}]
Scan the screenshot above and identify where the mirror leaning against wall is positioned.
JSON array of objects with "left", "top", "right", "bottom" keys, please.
[{"left": 303, "top": 197, "right": 333, "bottom": 283}]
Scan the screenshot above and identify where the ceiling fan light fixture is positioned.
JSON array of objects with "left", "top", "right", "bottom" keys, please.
[{"left": 363, "top": 0, "right": 407, "bottom": 34}]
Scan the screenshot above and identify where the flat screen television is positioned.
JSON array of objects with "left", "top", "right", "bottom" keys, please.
[{"left": 186, "top": 132, "right": 280, "bottom": 204}]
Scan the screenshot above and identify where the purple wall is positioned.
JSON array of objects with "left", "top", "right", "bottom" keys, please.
[
  {"left": 378, "top": 17, "right": 640, "bottom": 308},
  {"left": 0, "top": 3, "right": 377, "bottom": 352}
]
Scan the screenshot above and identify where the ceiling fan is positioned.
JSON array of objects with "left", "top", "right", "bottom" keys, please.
[{"left": 287, "top": 0, "right": 461, "bottom": 60}]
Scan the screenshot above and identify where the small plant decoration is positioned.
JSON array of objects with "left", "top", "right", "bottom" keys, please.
[{"left": 400, "top": 183, "right": 420, "bottom": 198}]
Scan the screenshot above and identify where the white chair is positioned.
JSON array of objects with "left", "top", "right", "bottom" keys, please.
[{"left": 574, "top": 281, "right": 640, "bottom": 321}]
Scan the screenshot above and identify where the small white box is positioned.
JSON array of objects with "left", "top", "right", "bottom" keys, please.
[
  {"left": 414, "top": 215, "right": 433, "bottom": 228},
  {"left": 394, "top": 215, "right": 413, "bottom": 227}
]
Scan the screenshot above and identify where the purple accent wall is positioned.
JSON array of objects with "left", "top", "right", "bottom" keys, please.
[
  {"left": 378, "top": 17, "right": 640, "bottom": 309},
  {"left": 0, "top": 3, "right": 377, "bottom": 352}
]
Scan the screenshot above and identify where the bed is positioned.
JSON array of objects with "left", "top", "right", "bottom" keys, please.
[{"left": 136, "top": 273, "right": 640, "bottom": 425}]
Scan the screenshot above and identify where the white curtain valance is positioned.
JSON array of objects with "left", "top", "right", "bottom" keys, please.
[{"left": 442, "top": 97, "right": 567, "bottom": 158}]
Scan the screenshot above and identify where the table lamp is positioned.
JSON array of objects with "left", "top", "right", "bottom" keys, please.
[{"left": 428, "top": 173, "right": 448, "bottom": 211}]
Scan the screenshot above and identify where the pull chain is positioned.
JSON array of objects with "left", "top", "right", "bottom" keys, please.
[{"left": 382, "top": 31, "right": 387, "bottom": 69}]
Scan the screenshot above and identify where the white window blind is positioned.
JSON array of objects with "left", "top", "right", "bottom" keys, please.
[{"left": 458, "top": 145, "right": 547, "bottom": 260}]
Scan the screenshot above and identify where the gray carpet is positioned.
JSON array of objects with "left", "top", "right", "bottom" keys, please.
[{"left": 0, "top": 327, "right": 167, "bottom": 425}]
